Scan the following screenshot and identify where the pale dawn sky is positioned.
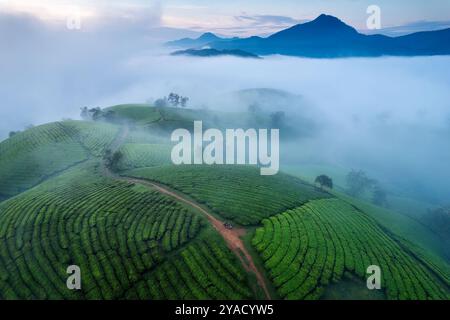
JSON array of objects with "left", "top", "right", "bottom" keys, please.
[{"left": 1, "top": 0, "right": 450, "bottom": 36}]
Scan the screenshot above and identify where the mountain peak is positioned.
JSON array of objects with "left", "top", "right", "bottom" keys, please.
[
  {"left": 308, "top": 14, "right": 356, "bottom": 31},
  {"left": 314, "top": 14, "right": 341, "bottom": 23},
  {"left": 269, "top": 13, "right": 358, "bottom": 40},
  {"left": 166, "top": 32, "right": 222, "bottom": 48},
  {"left": 198, "top": 32, "right": 220, "bottom": 41}
]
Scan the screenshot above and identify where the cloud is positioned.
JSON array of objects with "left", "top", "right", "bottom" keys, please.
[
  {"left": 234, "top": 14, "right": 307, "bottom": 27},
  {"left": 229, "top": 14, "right": 307, "bottom": 36},
  {"left": 173, "top": 14, "right": 308, "bottom": 37},
  {"left": 0, "top": 9, "right": 193, "bottom": 139},
  {"left": 1, "top": 9, "right": 450, "bottom": 205},
  {"left": 363, "top": 20, "right": 450, "bottom": 36}
]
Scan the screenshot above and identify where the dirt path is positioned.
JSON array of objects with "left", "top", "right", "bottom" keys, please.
[
  {"left": 125, "top": 178, "right": 271, "bottom": 299},
  {"left": 104, "top": 126, "right": 272, "bottom": 300}
]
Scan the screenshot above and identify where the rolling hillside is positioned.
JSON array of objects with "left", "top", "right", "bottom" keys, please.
[
  {"left": 0, "top": 121, "right": 118, "bottom": 201},
  {"left": 0, "top": 105, "right": 448, "bottom": 300}
]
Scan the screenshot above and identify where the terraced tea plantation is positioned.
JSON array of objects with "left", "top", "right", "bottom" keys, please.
[
  {"left": 0, "top": 105, "right": 448, "bottom": 300},
  {"left": 0, "top": 121, "right": 123, "bottom": 200},
  {"left": 127, "top": 165, "right": 329, "bottom": 225},
  {"left": 117, "top": 143, "right": 172, "bottom": 170},
  {"left": 64, "top": 121, "right": 120, "bottom": 157},
  {"left": 253, "top": 198, "right": 450, "bottom": 300},
  {"left": 0, "top": 164, "right": 251, "bottom": 299},
  {"left": 0, "top": 123, "right": 88, "bottom": 199},
  {"left": 105, "top": 104, "right": 162, "bottom": 126},
  {"left": 127, "top": 235, "right": 253, "bottom": 299}
]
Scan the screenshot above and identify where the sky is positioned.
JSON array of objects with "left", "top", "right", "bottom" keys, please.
[{"left": 1, "top": 0, "right": 450, "bottom": 36}]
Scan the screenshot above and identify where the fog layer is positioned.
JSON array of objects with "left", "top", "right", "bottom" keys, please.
[{"left": 1, "top": 11, "right": 449, "bottom": 205}]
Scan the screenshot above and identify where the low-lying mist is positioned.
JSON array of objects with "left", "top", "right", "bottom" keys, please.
[{"left": 2, "top": 11, "right": 450, "bottom": 206}]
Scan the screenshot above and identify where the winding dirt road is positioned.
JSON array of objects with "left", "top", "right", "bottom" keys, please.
[{"left": 105, "top": 126, "right": 272, "bottom": 300}]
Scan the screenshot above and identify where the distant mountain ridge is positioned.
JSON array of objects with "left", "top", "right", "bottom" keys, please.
[
  {"left": 171, "top": 48, "right": 261, "bottom": 59},
  {"left": 166, "top": 14, "right": 450, "bottom": 58},
  {"left": 165, "top": 32, "right": 230, "bottom": 48}
]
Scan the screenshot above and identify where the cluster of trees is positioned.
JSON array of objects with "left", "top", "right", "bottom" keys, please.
[
  {"left": 8, "top": 131, "right": 19, "bottom": 138},
  {"left": 103, "top": 149, "right": 123, "bottom": 172},
  {"left": 80, "top": 107, "right": 116, "bottom": 122},
  {"left": 314, "top": 170, "right": 388, "bottom": 207},
  {"left": 155, "top": 93, "right": 189, "bottom": 108},
  {"left": 247, "top": 103, "right": 261, "bottom": 114},
  {"left": 346, "top": 169, "right": 388, "bottom": 207},
  {"left": 424, "top": 206, "right": 450, "bottom": 242},
  {"left": 270, "top": 111, "right": 286, "bottom": 129}
]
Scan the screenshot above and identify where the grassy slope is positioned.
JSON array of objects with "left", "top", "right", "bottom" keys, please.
[
  {"left": 105, "top": 104, "right": 162, "bottom": 126},
  {"left": 282, "top": 164, "right": 436, "bottom": 216},
  {"left": 126, "top": 165, "right": 330, "bottom": 225},
  {"left": 107, "top": 104, "right": 271, "bottom": 131},
  {"left": 283, "top": 166, "right": 449, "bottom": 261},
  {"left": 335, "top": 192, "right": 449, "bottom": 258}
]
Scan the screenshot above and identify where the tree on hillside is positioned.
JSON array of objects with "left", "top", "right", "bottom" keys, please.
[
  {"left": 180, "top": 96, "right": 189, "bottom": 108},
  {"left": 424, "top": 206, "right": 450, "bottom": 241},
  {"left": 270, "top": 111, "right": 286, "bottom": 129},
  {"left": 8, "top": 131, "right": 19, "bottom": 138},
  {"left": 102, "top": 110, "right": 116, "bottom": 122},
  {"left": 168, "top": 93, "right": 180, "bottom": 107},
  {"left": 155, "top": 93, "right": 189, "bottom": 108},
  {"left": 104, "top": 149, "right": 123, "bottom": 172},
  {"left": 154, "top": 98, "right": 169, "bottom": 108},
  {"left": 315, "top": 175, "right": 333, "bottom": 189},
  {"left": 80, "top": 107, "right": 89, "bottom": 120},
  {"left": 248, "top": 103, "right": 261, "bottom": 114},
  {"left": 103, "top": 149, "right": 112, "bottom": 162},
  {"left": 372, "top": 185, "right": 388, "bottom": 207},
  {"left": 345, "top": 169, "right": 376, "bottom": 197},
  {"left": 110, "top": 151, "right": 123, "bottom": 171},
  {"left": 80, "top": 107, "right": 116, "bottom": 122},
  {"left": 90, "top": 107, "right": 103, "bottom": 121}
]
